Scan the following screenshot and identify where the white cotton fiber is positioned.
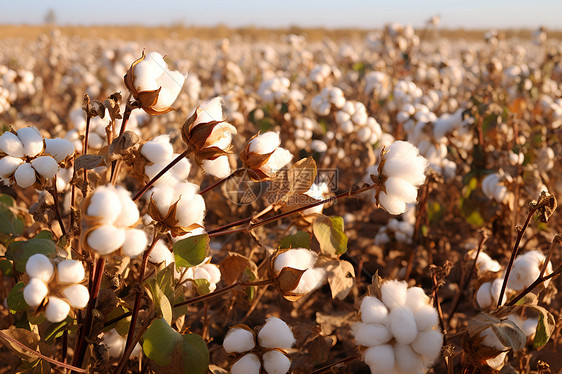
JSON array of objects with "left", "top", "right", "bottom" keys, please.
[
  {"left": 364, "top": 344, "right": 395, "bottom": 374},
  {"left": 360, "top": 296, "right": 389, "bottom": 324},
  {"left": 231, "top": 353, "right": 261, "bottom": 374},
  {"left": 45, "top": 296, "right": 71, "bottom": 323},
  {"left": 508, "top": 251, "right": 543, "bottom": 291},
  {"left": 274, "top": 248, "right": 317, "bottom": 273},
  {"left": 62, "top": 284, "right": 89, "bottom": 309},
  {"left": 199, "top": 264, "right": 221, "bottom": 284},
  {"left": 381, "top": 280, "right": 408, "bottom": 309},
  {"left": 395, "top": 343, "right": 425, "bottom": 373},
  {"left": 113, "top": 187, "right": 139, "bottom": 227},
  {"left": 476, "top": 282, "right": 492, "bottom": 309},
  {"left": 103, "top": 329, "right": 126, "bottom": 359},
  {"left": 223, "top": 327, "right": 256, "bottom": 353},
  {"left": 486, "top": 351, "right": 507, "bottom": 370},
  {"left": 121, "top": 229, "right": 148, "bottom": 258},
  {"left": 292, "top": 268, "right": 326, "bottom": 294},
  {"left": 411, "top": 329, "right": 443, "bottom": 365},
  {"left": 44, "top": 138, "right": 74, "bottom": 162},
  {"left": 258, "top": 317, "right": 295, "bottom": 349},
  {"left": 148, "top": 240, "right": 174, "bottom": 266},
  {"left": 87, "top": 186, "right": 122, "bottom": 224},
  {"left": 0, "top": 156, "right": 23, "bottom": 177},
  {"left": 262, "top": 350, "right": 291, "bottom": 374},
  {"left": 141, "top": 136, "right": 174, "bottom": 163},
  {"left": 413, "top": 304, "right": 439, "bottom": 332},
  {"left": 385, "top": 177, "right": 419, "bottom": 203},
  {"left": 351, "top": 322, "right": 392, "bottom": 346},
  {"left": 17, "top": 127, "right": 43, "bottom": 157},
  {"left": 262, "top": 148, "right": 293, "bottom": 174},
  {"left": 175, "top": 193, "right": 206, "bottom": 228},
  {"left": 86, "top": 225, "right": 126, "bottom": 255},
  {"left": 481, "top": 327, "right": 506, "bottom": 351},
  {"left": 248, "top": 132, "right": 281, "bottom": 154},
  {"left": 405, "top": 286, "right": 430, "bottom": 312},
  {"left": 490, "top": 278, "right": 506, "bottom": 306},
  {"left": 26, "top": 254, "right": 54, "bottom": 282},
  {"left": 170, "top": 156, "right": 191, "bottom": 180},
  {"left": 378, "top": 191, "right": 407, "bottom": 215},
  {"left": 201, "top": 155, "right": 231, "bottom": 178},
  {"left": 31, "top": 156, "right": 59, "bottom": 179},
  {"left": 23, "top": 278, "right": 48, "bottom": 307},
  {"left": 194, "top": 97, "right": 223, "bottom": 126},
  {"left": 150, "top": 185, "right": 175, "bottom": 217},
  {"left": 0, "top": 131, "right": 25, "bottom": 157},
  {"left": 154, "top": 70, "right": 185, "bottom": 110},
  {"left": 14, "top": 163, "right": 36, "bottom": 188},
  {"left": 389, "top": 307, "right": 418, "bottom": 344},
  {"left": 57, "top": 259, "right": 85, "bottom": 284}
]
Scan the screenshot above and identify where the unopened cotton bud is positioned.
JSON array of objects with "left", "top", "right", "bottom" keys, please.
[
  {"left": 262, "top": 350, "right": 291, "bottom": 374},
  {"left": 223, "top": 327, "right": 256, "bottom": 353},
  {"left": 44, "top": 138, "right": 74, "bottom": 162},
  {"left": 351, "top": 322, "right": 392, "bottom": 346},
  {"left": 0, "top": 131, "right": 25, "bottom": 157},
  {"left": 23, "top": 278, "right": 48, "bottom": 307},
  {"left": 57, "top": 260, "right": 85, "bottom": 284},
  {"left": 201, "top": 156, "right": 231, "bottom": 178},
  {"left": 389, "top": 307, "right": 418, "bottom": 344},
  {"left": 121, "top": 229, "right": 148, "bottom": 258},
  {"left": 231, "top": 353, "right": 261, "bottom": 374},
  {"left": 258, "top": 317, "right": 295, "bottom": 349},
  {"left": 14, "top": 163, "right": 36, "bottom": 188},
  {"left": 45, "top": 296, "right": 71, "bottom": 323},
  {"left": 381, "top": 280, "right": 408, "bottom": 309},
  {"left": 87, "top": 186, "right": 122, "bottom": 224},
  {"left": 360, "top": 296, "right": 389, "bottom": 324},
  {"left": 87, "top": 225, "right": 126, "bottom": 255},
  {"left": 0, "top": 156, "right": 23, "bottom": 177},
  {"left": 17, "top": 127, "right": 43, "bottom": 157},
  {"left": 31, "top": 156, "right": 59, "bottom": 179},
  {"left": 364, "top": 344, "right": 395, "bottom": 374},
  {"left": 62, "top": 284, "right": 89, "bottom": 308},
  {"left": 26, "top": 254, "right": 54, "bottom": 282}
]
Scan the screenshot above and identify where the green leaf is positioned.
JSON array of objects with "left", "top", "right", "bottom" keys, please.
[
  {"left": 7, "top": 238, "right": 56, "bottom": 273},
  {"left": 465, "top": 210, "right": 485, "bottom": 227},
  {"left": 0, "top": 259, "right": 13, "bottom": 276},
  {"left": 181, "top": 333, "right": 210, "bottom": 374},
  {"left": 173, "top": 234, "right": 209, "bottom": 269},
  {"left": 33, "top": 231, "right": 53, "bottom": 240},
  {"left": 533, "top": 307, "right": 556, "bottom": 348},
  {"left": 313, "top": 215, "right": 348, "bottom": 256},
  {"left": 146, "top": 281, "right": 173, "bottom": 325},
  {"left": 0, "top": 193, "right": 15, "bottom": 207},
  {"left": 143, "top": 318, "right": 182, "bottom": 367},
  {"left": 279, "top": 231, "right": 311, "bottom": 249},
  {"left": 43, "top": 316, "right": 73, "bottom": 342},
  {"left": 0, "top": 205, "right": 24, "bottom": 236},
  {"left": 192, "top": 279, "right": 211, "bottom": 296},
  {"left": 7, "top": 281, "right": 28, "bottom": 313},
  {"left": 490, "top": 319, "right": 526, "bottom": 351}
]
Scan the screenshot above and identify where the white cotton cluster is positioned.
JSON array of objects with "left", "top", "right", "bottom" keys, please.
[
  {"left": 0, "top": 87, "right": 10, "bottom": 114},
  {"left": 309, "top": 63, "right": 340, "bottom": 84},
  {"left": 226, "top": 317, "right": 295, "bottom": 374},
  {"left": 470, "top": 251, "right": 502, "bottom": 274},
  {"left": 23, "top": 254, "right": 89, "bottom": 323},
  {"left": 101, "top": 329, "right": 142, "bottom": 359},
  {"left": 302, "top": 182, "right": 330, "bottom": 215},
  {"left": 246, "top": 131, "right": 293, "bottom": 176},
  {"left": 1, "top": 68, "right": 37, "bottom": 101},
  {"left": 273, "top": 248, "right": 327, "bottom": 295},
  {"left": 149, "top": 181, "right": 205, "bottom": 229},
  {"left": 0, "top": 127, "right": 75, "bottom": 188},
  {"left": 335, "top": 100, "right": 382, "bottom": 144},
  {"left": 352, "top": 280, "right": 443, "bottom": 374},
  {"left": 141, "top": 135, "right": 191, "bottom": 186},
  {"left": 536, "top": 146, "right": 554, "bottom": 172},
  {"left": 482, "top": 172, "right": 512, "bottom": 204},
  {"left": 257, "top": 75, "right": 290, "bottom": 104},
  {"left": 475, "top": 278, "right": 506, "bottom": 309},
  {"left": 364, "top": 71, "right": 391, "bottom": 100},
  {"left": 310, "top": 86, "right": 346, "bottom": 116},
  {"left": 84, "top": 185, "right": 146, "bottom": 257},
  {"left": 374, "top": 205, "right": 416, "bottom": 245},
  {"left": 371, "top": 141, "right": 429, "bottom": 215},
  {"left": 293, "top": 117, "right": 317, "bottom": 149}
]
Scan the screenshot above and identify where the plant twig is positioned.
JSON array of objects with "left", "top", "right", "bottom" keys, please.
[
  {"left": 199, "top": 168, "right": 244, "bottom": 195},
  {"left": 114, "top": 313, "right": 154, "bottom": 374},
  {"left": 51, "top": 176, "right": 67, "bottom": 237},
  {"left": 308, "top": 354, "right": 360, "bottom": 374}
]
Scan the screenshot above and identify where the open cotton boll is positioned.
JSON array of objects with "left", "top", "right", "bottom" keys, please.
[
  {"left": 121, "top": 229, "right": 148, "bottom": 258},
  {"left": 148, "top": 240, "right": 174, "bottom": 266},
  {"left": 141, "top": 135, "right": 174, "bottom": 163},
  {"left": 384, "top": 140, "right": 419, "bottom": 160},
  {"left": 381, "top": 280, "right": 408, "bottom": 309},
  {"left": 231, "top": 353, "right": 261, "bottom": 374},
  {"left": 26, "top": 254, "right": 54, "bottom": 282},
  {"left": 389, "top": 307, "right": 418, "bottom": 344},
  {"left": 411, "top": 329, "right": 443, "bottom": 365},
  {"left": 0, "top": 156, "right": 23, "bottom": 177},
  {"left": 223, "top": 327, "right": 256, "bottom": 353},
  {"left": 249, "top": 132, "right": 281, "bottom": 154},
  {"left": 383, "top": 156, "right": 428, "bottom": 186},
  {"left": 263, "top": 350, "right": 291, "bottom": 374},
  {"left": 405, "top": 287, "right": 430, "bottom": 313},
  {"left": 23, "top": 278, "right": 49, "bottom": 307},
  {"left": 87, "top": 225, "right": 126, "bottom": 255},
  {"left": 175, "top": 194, "right": 205, "bottom": 228},
  {"left": 87, "top": 186, "right": 122, "bottom": 224},
  {"left": 0, "top": 131, "right": 25, "bottom": 157},
  {"left": 57, "top": 260, "right": 85, "bottom": 284},
  {"left": 45, "top": 297, "right": 71, "bottom": 323},
  {"left": 351, "top": 322, "right": 392, "bottom": 346},
  {"left": 261, "top": 148, "right": 293, "bottom": 174},
  {"left": 170, "top": 156, "right": 191, "bottom": 180},
  {"left": 274, "top": 248, "right": 317, "bottom": 273},
  {"left": 476, "top": 282, "right": 493, "bottom": 309},
  {"left": 490, "top": 278, "right": 507, "bottom": 306},
  {"left": 201, "top": 155, "right": 231, "bottom": 178},
  {"left": 17, "top": 127, "right": 44, "bottom": 157},
  {"left": 14, "top": 163, "right": 36, "bottom": 188},
  {"left": 199, "top": 264, "right": 221, "bottom": 285},
  {"left": 103, "top": 329, "right": 126, "bottom": 359},
  {"left": 150, "top": 185, "right": 175, "bottom": 217},
  {"left": 395, "top": 343, "right": 425, "bottom": 373},
  {"left": 194, "top": 97, "right": 223, "bottom": 126},
  {"left": 364, "top": 344, "right": 395, "bottom": 374},
  {"left": 292, "top": 268, "right": 326, "bottom": 294},
  {"left": 475, "top": 252, "right": 501, "bottom": 273},
  {"left": 258, "top": 317, "right": 295, "bottom": 349},
  {"left": 31, "top": 156, "right": 59, "bottom": 179},
  {"left": 507, "top": 251, "right": 544, "bottom": 291},
  {"left": 145, "top": 163, "right": 179, "bottom": 186},
  {"left": 62, "top": 284, "right": 89, "bottom": 309},
  {"left": 154, "top": 70, "right": 185, "bottom": 110},
  {"left": 113, "top": 188, "right": 139, "bottom": 227},
  {"left": 44, "top": 138, "right": 74, "bottom": 162},
  {"left": 414, "top": 304, "right": 439, "bottom": 332},
  {"left": 378, "top": 191, "right": 407, "bottom": 215},
  {"left": 385, "top": 177, "right": 419, "bottom": 203},
  {"left": 360, "top": 296, "right": 389, "bottom": 324}
]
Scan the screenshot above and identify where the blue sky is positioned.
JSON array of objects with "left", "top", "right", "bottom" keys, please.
[{"left": 1, "top": 0, "right": 561, "bottom": 29}]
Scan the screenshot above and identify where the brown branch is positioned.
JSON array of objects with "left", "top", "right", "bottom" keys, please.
[
  {"left": 199, "top": 168, "right": 244, "bottom": 195},
  {"left": 308, "top": 354, "right": 360, "bottom": 374}
]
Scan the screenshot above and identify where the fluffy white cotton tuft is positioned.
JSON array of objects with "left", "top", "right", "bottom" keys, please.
[
  {"left": 261, "top": 148, "right": 293, "bottom": 175},
  {"left": 0, "top": 156, "right": 23, "bottom": 177},
  {"left": 194, "top": 97, "right": 224, "bottom": 126},
  {"left": 508, "top": 250, "right": 549, "bottom": 291},
  {"left": 26, "top": 254, "right": 54, "bottom": 282},
  {"left": 0, "top": 131, "right": 25, "bottom": 157},
  {"left": 360, "top": 296, "right": 389, "bottom": 324},
  {"left": 62, "top": 284, "right": 89, "bottom": 309},
  {"left": 45, "top": 297, "right": 71, "bottom": 323},
  {"left": 199, "top": 264, "right": 221, "bottom": 284},
  {"left": 201, "top": 155, "right": 231, "bottom": 178},
  {"left": 148, "top": 240, "right": 174, "bottom": 266},
  {"left": 141, "top": 135, "right": 174, "bottom": 164},
  {"left": 87, "top": 186, "right": 122, "bottom": 224},
  {"left": 57, "top": 260, "right": 85, "bottom": 284},
  {"left": 262, "top": 350, "right": 291, "bottom": 374},
  {"left": 351, "top": 322, "right": 392, "bottom": 346},
  {"left": 121, "top": 229, "right": 148, "bottom": 258},
  {"left": 31, "top": 156, "right": 59, "bottom": 179},
  {"left": 14, "top": 163, "right": 36, "bottom": 187},
  {"left": 405, "top": 287, "right": 430, "bottom": 312},
  {"left": 389, "top": 307, "right": 418, "bottom": 344},
  {"left": 395, "top": 343, "right": 425, "bottom": 372},
  {"left": 175, "top": 193, "right": 206, "bottom": 228},
  {"left": 481, "top": 326, "right": 506, "bottom": 351},
  {"left": 476, "top": 282, "right": 492, "bottom": 309},
  {"left": 23, "top": 278, "right": 49, "bottom": 307},
  {"left": 378, "top": 191, "right": 407, "bottom": 215},
  {"left": 411, "top": 329, "right": 443, "bottom": 365},
  {"left": 248, "top": 132, "right": 281, "bottom": 154},
  {"left": 44, "top": 138, "right": 74, "bottom": 162},
  {"left": 364, "top": 345, "right": 395, "bottom": 374},
  {"left": 381, "top": 280, "right": 408, "bottom": 309},
  {"left": 258, "top": 317, "right": 295, "bottom": 349},
  {"left": 113, "top": 187, "right": 139, "bottom": 227},
  {"left": 17, "top": 127, "right": 43, "bottom": 157},
  {"left": 86, "top": 225, "right": 126, "bottom": 255},
  {"left": 413, "top": 304, "right": 439, "bottom": 332},
  {"left": 223, "top": 327, "right": 256, "bottom": 353},
  {"left": 231, "top": 353, "right": 261, "bottom": 374},
  {"left": 385, "top": 177, "right": 419, "bottom": 203}
]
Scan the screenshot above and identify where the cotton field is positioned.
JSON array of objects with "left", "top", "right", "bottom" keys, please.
[{"left": 0, "top": 23, "right": 560, "bottom": 374}]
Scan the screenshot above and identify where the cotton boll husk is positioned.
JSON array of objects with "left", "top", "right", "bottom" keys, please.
[
  {"left": 249, "top": 132, "right": 281, "bottom": 154},
  {"left": 121, "top": 229, "right": 148, "bottom": 258},
  {"left": 351, "top": 322, "right": 392, "bottom": 346},
  {"left": 201, "top": 156, "right": 231, "bottom": 178},
  {"left": 385, "top": 177, "right": 419, "bottom": 203},
  {"left": 274, "top": 248, "right": 317, "bottom": 273},
  {"left": 223, "top": 327, "right": 255, "bottom": 353},
  {"left": 258, "top": 317, "right": 295, "bottom": 349},
  {"left": 0, "top": 131, "right": 25, "bottom": 157},
  {"left": 199, "top": 264, "right": 221, "bottom": 284},
  {"left": 383, "top": 156, "right": 428, "bottom": 186},
  {"left": 113, "top": 188, "right": 139, "bottom": 227},
  {"left": 175, "top": 193, "right": 205, "bottom": 228},
  {"left": 360, "top": 296, "right": 389, "bottom": 324},
  {"left": 381, "top": 280, "right": 408, "bottom": 309},
  {"left": 231, "top": 353, "right": 261, "bottom": 374},
  {"left": 292, "top": 268, "right": 327, "bottom": 294},
  {"left": 262, "top": 350, "right": 291, "bottom": 374},
  {"left": 0, "top": 156, "right": 23, "bottom": 177},
  {"left": 86, "top": 225, "right": 126, "bottom": 255},
  {"left": 395, "top": 343, "right": 425, "bottom": 373},
  {"left": 148, "top": 240, "right": 174, "bottom": 266},
  {"left": 44, "top": 138, "right": 74, "bottom": 162},
  {"left": 476, "top": 282, "right": 492, "bottom": 309},
  {"left": 14, "top": 163, "right": 36, "bottom": 188},
  {"left": 23, "top": 278, "right": 49, "bottom": 307},
  {"left": 262, "top": 148, "right": 293, "bottom": 174},
  {"left": 389, "top": 307, "right": 418, "bottom": 344},
  {"left": 62, "top": 284, "right": 89, "bottom": 309},
  {"left": 364, "top": 344, "right": 395, "bottom": 374},
  {"left": 26, "top": 254, "right": 54, "bottom": 282},
  {"left": 405, "top": 286, "right": 430, "bottom": 313},
  {"left": 141, "top": 136, "right": 174, "bottom": 163},
  {"left": 486, "top": 351, "right": 507, "bottom": 370},
  {"left": 411, "top": 329, "right": 443, "bottom": 365},
  {"left": 17, "top": 127, "right": 43, "bottom": 157},
  {"left": 57, "top": 260, "right": 85, "bottom": 284},
  {"left": 413, "top": 304, "right": 439, "bottom": 332},
  {"left": 31, "top": 156, "right": 59, "bottom": 179},
  {"left": 87, "top": 186, "right": 122, "bottom": 224},
  {"left": 45, "top": 297, "right": 71, "bottom": 323},
  {"left": 378, "top": 191, "right": 407, "bottom": 215},
  {"left": 481, "top": 327, "right": 506, "bottom": 350}
]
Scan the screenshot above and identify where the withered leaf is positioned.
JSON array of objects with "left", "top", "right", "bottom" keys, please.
[
  {"left": 275, "top": 266, "right": 306, "bottom": 295},
  {"left": 74, "top": 154, "right": 106, "bottom": 171},
  {"left": 219, "top": 252, "right": 258, "bottom": 286},
  {"left": 325, "top": 260, "right": 355, "bottom": 300}
]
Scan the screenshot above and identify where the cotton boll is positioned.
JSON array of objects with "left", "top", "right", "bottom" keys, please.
[
  {"left": 154, "top": 70, "right": 184, "bottom": 110},
  {"left": 199, "top": 264, "right": 221, "bottom": 285},
  {"left": 486, "top": 351, "right": 507, "bottom": 370},
  {"left": 113, "top": 188, "right": 139, "bottom": 227},
  {"left": 385, "top": 177, "right": 419, "bottom": 203},
  {"left": 481, "top": 327, "right": 506, "bottom": 351},
  {"left": 413, "top": 304, "right": 439, "bottom": 332},
  {"left": 0, "top": 156, "right": 23, "bottom": 177},
  {"left": 17, "top": 127, "right": 44, "bottom": 157},
  {"left": 360, "top": 296, "right": 389, "bottom": 324},
  {"left": 194, "top": 97, "right": 224, "bottom": 126},
  {"left": 351, "top": 322, "right": 392, "bottom": 346},
  {"left": 508, "top": 252, "right": 542, "bottom": 291},
  {"left": 381, "top": 280, "right": 408, "bottom": 309},
  {"left": 150, "top": 185, "right": 175, "bottom": 217},
  {"left": 45, "top": 297, "right": 71, "bottom": 323},
  {"left": 411, "top": 329, "right": 443, "bottom": 365},
  {"left": 87, "top": 186, "right": 122, "bottom": 224},
  {"left": 201, "top": 155, "right": 231, "bottom": 178},
  {"left": 223, "top": 327, "right": 255, "bottom": 353},
  {"left": 364, "top": 344, "right": 395, "bottom": 374},
  {"left": 274, "top": 248, "right": 317, "bottom": 273},
  {"left": 248, "top": 132, "right": 281, "bottom": 154},
  {"left": 175, "top": 193, "right": 205, "bottom": 228},
  {"left": 44, "top": 138, "right": 74, "bottom": 162},
  {"left": 395, "top": 344, "right": 424, "bottom": 373},
  {"left": 170, "top": 156, "right": 191, "bottom": 181},
  {"left": 378, "top": 191, "right": 407, "bottom": 215},
  {"left": 87, "top": 225, "right": 126, "bottom": 255},
  {"left": 262, "top": 148, "right": 293, "bottom": 174},
  {"left": 23, "top": 278, "right": 49, "bottom": 307},
  {"left": 31, "top": 156, "right": 59, "bottom": 179},
  {"left": 141, "top": 136, "right": 174, "bottom": 163},
  {"left": 293, "top": 268, "right": 326, "bottom": 294},
  {"left": 476, "top": 282, "right": 492, "bottom": 309},
  {"left": 26, "top": 254, "right": 54, "bottom": 282},
  {"left": 383, "top": 156, "right": 428, "bottom": 186},
  {"left": 103, "top": 329, "right": 126, "bottom": 359},
  {"left": 405, "top": 287, "right": 430, "bottom": 312},
  {"left": 389, "top": 307, "right": 418, "bottom": 344},
  {"left": 57, "top": 260, "right": 85, "bottom": 284},
  {"left": 121, "top": 229, "right": 148, "bottom": 258},
  {"left": 231, "top": 353, "right": 261, "bottom": 374},
  {"left": 62, "top": 284, "right": 89, "bottom": 309},
  {"left": 148, "top": 240, "right": 174, "bottom": 266},
  {"left": 521, "top": 318, "right": 538, "bottom": 337},
  {"left": 263, "top": 350, "right": 291, "bottom": 374},
  {"left": 258, "top": 317, "right": 295, "bottom": 349},
  {"left": 14, "top": 163, "right": 36, "bottom": 188},
  {"left": 0, "top": 131, "right": 25, "bottom": 157},
  {"left": 490, "top": 278, "right": 506, "bottom": 306}
]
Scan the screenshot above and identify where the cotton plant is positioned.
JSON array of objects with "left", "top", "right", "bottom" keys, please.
[
  {"left": 335, "top": 100, "right": 382, "bottom": 144},
  {"left": 239, "top": 131, "right": 293, "bottom": 181},
  {"left": 481, "top": 171, "right": 513, "bottom": 205},
  {"left": 224, "top": 317, "right": 295, "bottom": 374},
  {"left": 271, "top": 248, "right": 327, "bottom": 298},
  {"left": 310, "top": 86, "right": 346, "bottom": 116},
  {"left": 139, "top": 134, "right": 191, "bottom": 186},
  {"left": 23, "top": 254, "right": 89, "bottom": 323},
  {"left": 352, "top": 280, "right": 443, "bottom": 374}
]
